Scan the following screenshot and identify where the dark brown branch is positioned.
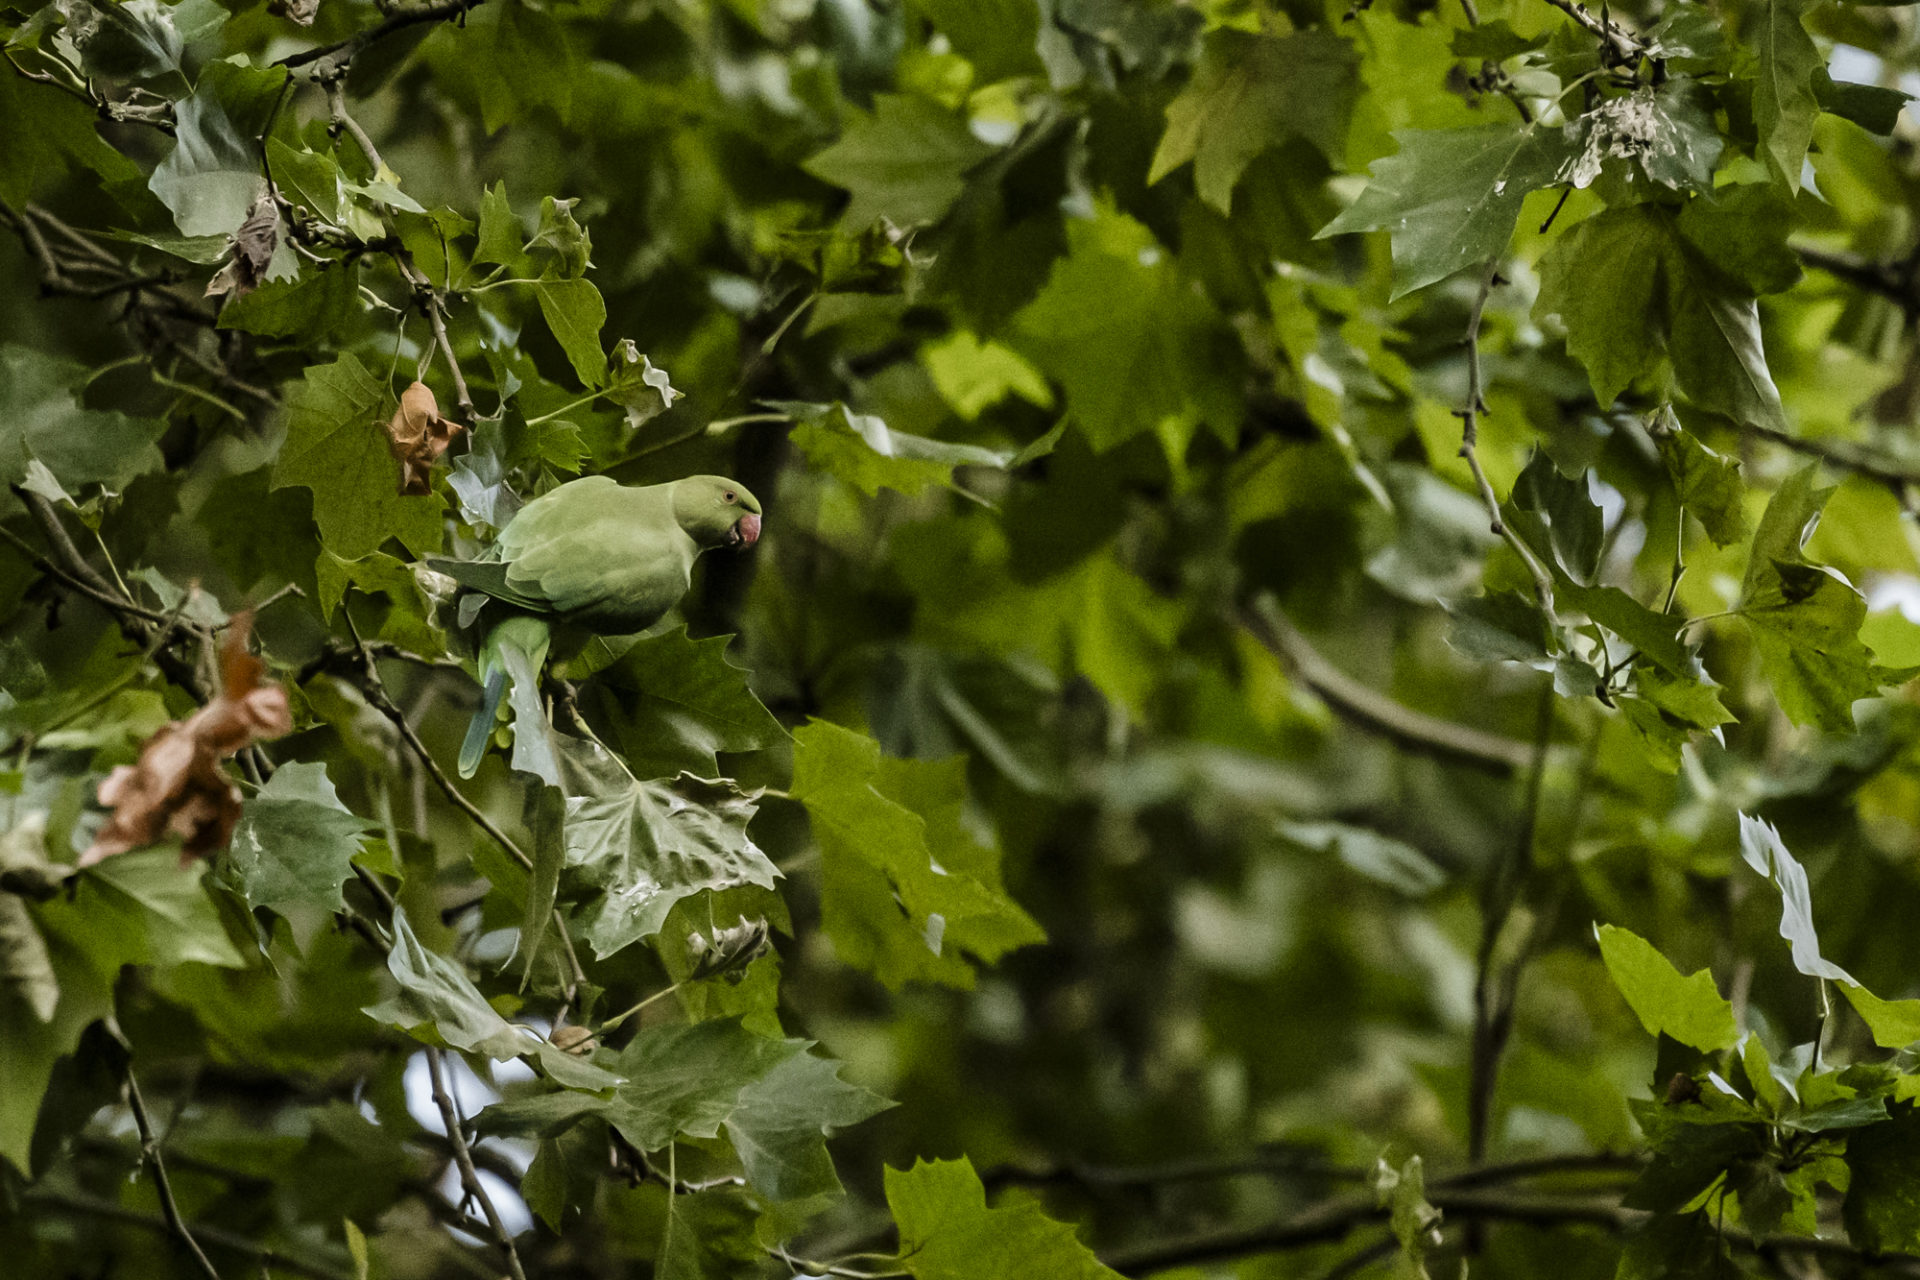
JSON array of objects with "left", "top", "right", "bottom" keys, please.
[
  {"left": 1743, "top": 421, "right": 1920, "bottom": 509},
  {"left": 425, "top": 1047, "right": 529, "bottom": 1280},
  {"left": 1537, "top": 0, "right": 1644, "bottom": 63},
  {"left": 123, "top": 1066, "right": 226, "bottom": 1280},
  {"left": 1466, "top": 680, "right": 1554, "bottom": 1175},
  {"left": 21, "top": 1189, "right": 352, "bottom": 1280},
  {"left": 1240, "top": 596, "right": 1538, "bottom": 776},
  {"left": 1794, "top": 242, "right": 1916, "bottom": 315},
  {"left": 333, "top": 630, "right": 535, "bottom": 874},
  {"left": 1100, "top": 1186, "right": 1920, "bottom": 1278},
  {"left": 11, "top": 490, "right": 213, "bottom": 702},
  {"left": 982, "top": 1146, "right": 1363, "bottom": 1194},
  {"left": 277, "top": 0, "right": 488, "bottom": 71}
]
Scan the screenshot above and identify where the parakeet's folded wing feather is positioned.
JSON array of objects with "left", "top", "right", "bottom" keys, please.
[{"left": 426, "top": 557, "right": 553, "bottom": 612}]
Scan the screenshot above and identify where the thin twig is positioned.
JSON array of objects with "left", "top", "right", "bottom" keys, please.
[
  {"left": 1241, "top": 596, "right": 1538, "bottom": 776},
  {"left": 124, "top": 1065, "right": 224, "bottom": 1280},
  {"left": 277, "top": 0, "right": 489, "bottom": 71},
  {"left": 1743, "top": 420, "right": 1920, "bottom": 511},
  {"left": 1465, "top": 679, "right": 1555, "bottom": 1172},
  {"left": 425, "top": 1047, "right": 530, "bottom": 1280},
  {"left": 1457, "top": 261, "right": 1557, "bottom": 611},
  {"left": 322, "top": 80, "right": 476, "bottom": 422},
  {"left": 339, "top": 627, "right": 535, "bottom": 873},
  {"left": 21, "top": 1190, "right": 352, "bottom": 1280},
  {"left": 10, "top": 491, "right": 213, "bottom": 701},
  {"left": 1793, "top": 242, "right": 1915, "bottom": 315}
]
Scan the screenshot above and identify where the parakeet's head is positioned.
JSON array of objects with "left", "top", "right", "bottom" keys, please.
[{"left": 673, "top": 475, "right": 763, "bottom": 550}]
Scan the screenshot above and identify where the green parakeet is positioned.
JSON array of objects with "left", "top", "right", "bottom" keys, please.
[{"left": 431, "top": 473, "right": 763, "bottom": 778}]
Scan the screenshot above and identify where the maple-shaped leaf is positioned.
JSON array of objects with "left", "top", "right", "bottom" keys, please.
[{"left": 1318, "top": 123, "right": 1577, "bottom": 298}]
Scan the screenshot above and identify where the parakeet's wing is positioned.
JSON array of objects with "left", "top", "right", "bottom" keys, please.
[
  {"left": 426, "top": 558, "right": 551, "bottom": 611},
  {"left": 493, "top": 477, "right": 695, "bottom": 631}
]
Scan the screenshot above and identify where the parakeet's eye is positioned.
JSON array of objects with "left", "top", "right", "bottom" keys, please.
[{"left": 723, "top": 491, "right": 737, "bottom": 503}]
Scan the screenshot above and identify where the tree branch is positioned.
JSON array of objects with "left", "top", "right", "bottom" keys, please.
[
  {"left": 425, "top": 1047, "right": 530, "bottom": 1280},
  {"left": 334, "top": 628, "right": 536, "bottom": 874},
  {"left": 9, "top": 490, "right": 213, "bottom": 702},
  {"left": 123, "top": 1065, "right": 226, "bottom": 1280},
  {"left": 1240, "top": 596, "right": 1538, "bottom": 776},
  {"left": 1099, "top": 1185, "right": 1920, "bottom": 1278},
  {"left": 1742, "top": 421, "right": 1920, "bottom": 511},
  {"left": 277, "top": 0, "right": 488, "bottom": 72},
  {"left": 22, "top": 1189, "right": 352, "bottom": 1280},
  {"left": 1457, "top": 260, "right": 1557, "bottom": 611},
  {"left": 1794, "top": 242, "right": 1917, "bottom": 315}
]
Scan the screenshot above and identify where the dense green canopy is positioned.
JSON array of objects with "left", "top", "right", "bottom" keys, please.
[{"left": 8, "top": 0, "right": 1920, "bottom": 1277}]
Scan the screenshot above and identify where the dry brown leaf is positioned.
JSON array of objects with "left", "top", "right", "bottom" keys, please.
[
  {"left": 269, "top": 0, "right": 321, "bottom": 25},
  {"left": 81, "top": 611, "right": 292, "bottom": 868},
  {"left": 205, "top": 194, "right": 281, "bottom": 301},
  {"left": 385, "top": 380, "right": 464, "bottom": 495}
]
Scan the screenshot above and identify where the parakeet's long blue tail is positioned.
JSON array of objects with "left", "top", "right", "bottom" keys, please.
[
  {"left": 458, "top": 667, "right": 507, "bottom": 778},
  {"left": 458, "top": 615, "right": 551, "bottom": 778}
]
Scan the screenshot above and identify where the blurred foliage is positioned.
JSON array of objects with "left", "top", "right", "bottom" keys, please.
[{"left": 9, "top": 0, "right": 1920, "bottom": 1277}]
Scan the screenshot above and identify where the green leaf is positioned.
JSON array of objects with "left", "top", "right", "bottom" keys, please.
[
  {"left": 1447, "top": 589, "right": 1557, "bottom": 664},
  {"left": 226, "top": 762, "right": 373, "bottom": 918},
  {"left": 1560, "top": 84, "right": 1723, "bottom": 194},
  {"left": 922, "top": 331, "right": 1053, "bottom": 420},
  {"left": 424, "top": 0, "right": 575, "bottom": 134},
  {"left": 363, "top": 906, "right": 534, "bottom": 1059},
  {"left": 785, "top": 402, "right": 1013, "bottom": 497},
  {"left": 1555, "top": 582, "right": 1694, "bottom": 677},
  {"left": 1010, "top": 205, "right": 1242, "bottom": 452},
  {"left": 0, "top": 69, "right": 142, "bottom": 205},
  {"left": 1595, "top": 923, "right": 1738, "bottom": 1052},
  {"left": 532, "top": 277, "right": 608, "bottom": 389},
  {"left": 804, "top": 94, "right": 995, "bottom": 230},
  {"left": 1676, "top": 185, "right": 1804, "bottom": 296},
  {"left": 0, "top": 346, "right": 165, "bottom": 500},
  {"left": 475, "top": 180, "right": 532, "bottom": 274},
  {"left": 481, "top": 1018, "right": 890, "bottom": 1202},
  {"left": 1449, "top": 21, "right": 1548, "bottom": 60},
  {"left": 1534, "top": 208, "right": 1664, "bottom": 408},
  {"left": 1507, "top": 451, "right": 1604, "bottom": 585},
  {"left": 1740, "top": 466, "right": 1884, "bottom": 730},
  {"left": 1737, "top": 814, "right": 1854, "bottom": 983},
  {"left": 1147, "top": 29, "right": 1359, "bottom": 213},
  {"left": 363, "top": 910, "right": 615, "bottom": 1088},
  {"left": 588, "top": 629, "right": 786, "bottom": 778},
  {"left": 1843, "top": 1104, "right": 1920, "bottom": 1253},
  {"left": 1842, "top": 984, "right": 1920, "bottom": 1050},
  {"left": 906, "top": 0, "right": 1045, "bottom": 82},
  {"left": 1752, "top": 0, "right": 1822, "bottom": 190},
  {"left": 0, "top": 893, "right": 56, "bottom": 1025},
  {"left": 1317, "top": 123, "right": 1577, "bottom": 298},
  {"left": 217, "top": 260, "right": 358, "bottom": 342},
  {"left": 1657, "top": 422, "right": 1748, "bottom": 546},
  {"left": 1376, "top": 1155, "right": 1443, "bottom": 1271},
  {"left": 52, "top": 849, "right": 245, "bottom": 970},
  {"left": 556, "top": 737, "right": 780, "bottom": 960},
  {"left": 148, "top": 60, "right": 286, "bottom": 237},
  {"left": 0, "top": 912, "right": 110, "bottom": 1175},
  {"left": 270, "top": 353, "right": 445, "bottom": 560},
  {"left": 885, "top": 1157, "right": 1124, "bottom": 1280},
  {"left": 791, "top": 721, "right": 1044, "bottom": 990},
  {"left": 1814, "top": 72, "right": 1914, "bottom": 136},
  {"left": 1535, "top": 205, "right": 1785, "bottom": 427}
]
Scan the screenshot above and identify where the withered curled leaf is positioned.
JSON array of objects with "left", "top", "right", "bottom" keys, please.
[
  {"left": 385, "top": 380, "right": 464, "bottom": 495},
  {"left": 81, "top": 611, "right": 292, "bottom": 868},
  {"left": 205, "top": 194, "right": 281, "bottom": 301}
]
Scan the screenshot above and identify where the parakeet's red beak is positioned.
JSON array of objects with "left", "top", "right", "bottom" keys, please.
[{"left": 730, "top": 512, "right": 761, "bottom": 548}]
